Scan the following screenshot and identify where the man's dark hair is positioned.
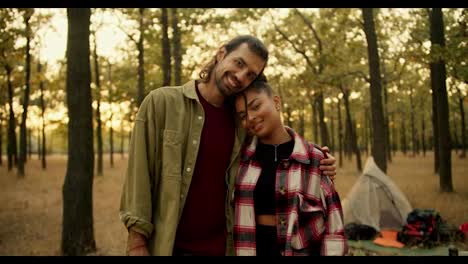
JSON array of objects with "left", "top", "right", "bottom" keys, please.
[{"left": 199, "top": 35, "right": 269, "bottom": 83}]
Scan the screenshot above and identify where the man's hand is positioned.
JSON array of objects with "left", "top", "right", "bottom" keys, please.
[
  {"left": 319, "top": 146, "right": 337, "bottom": 181},
  {"left": 127, "top": 229, "right": 150, "bottom": 256}
]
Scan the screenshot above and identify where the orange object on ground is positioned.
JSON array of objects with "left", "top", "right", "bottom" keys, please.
[{"left": 373, "top": 230, "right": 405, "bottom": 249}]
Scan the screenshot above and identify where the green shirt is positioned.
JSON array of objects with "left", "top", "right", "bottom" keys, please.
[{"left": 119, "top": 80, "right": 245, "bottom": 256}]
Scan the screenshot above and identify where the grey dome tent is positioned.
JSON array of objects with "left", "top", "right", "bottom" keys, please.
[{"left": 342, "top": 156, "right": 413, "bottom": 231}]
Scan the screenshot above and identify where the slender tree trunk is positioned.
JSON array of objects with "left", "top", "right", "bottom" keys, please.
[
  {"left": 161, "top": 8, "right": 171, "bottom": 86},
  {"left": 62, "top": 8, "right": 96, "bottom": 256},
  {"left": 382, "top": 63, "right": 392, "bottom": 163},
  {"left": 391, "top": 113, "right": 398, "bottom": 155},
  {"left": 452, "top": 121, "right": 459, "bottom": 154},
  {"left": 362, "top": 8, "right": 387, "bottom": 173},
  {"left": 6, "top": 64, "right": 17, "bottom": 171},
  {"left": 409, "top": 88, "right": 417, "bottom": 157},
  {"left": 120, "top": 124, "right": 124, "bottom": 159},
  {"left": 170, "top": 8, "right": 182, "bottom": 86},
  {"left": 342, "top": 86, "right": 362, "bottom": 172},
  {"left": 39, "top": 63, "right": 47, "bottom": 169},
  {"left": 401, "top": 118, "right": 407, "bottom": 155},
  {"left": 107, "top": 62, "right": 114, "bottom": 168},
  {"left": 363, "top": 107, "right": 369, "bottom": 156},
  {"left": 18, "top": 11, "right": 33, "bottom": 177},
  {"left": 0, "top": 117, "right": 3, "bottom": 166},
  {"left": 456, "top": 87, "right": 466, "bottom": 158},
  {"left": 311, "top": 97, "right": 319, "bottom": 144},
  {"left": 421, "top": 113, "right": 427, "bottom": 157},
  {"left": 92, "top": 31, "right": 103, "bottom": 176},
  {"left": 37, "top": 127, "right": 40, "bottom": 160},
  {"left": 299, "top": 100, "right": 305, "bottom": 137},
  {"left": 330, "top": 105, "right": 335, "bottom": 152},
  {"left": 337, "top": 98, "right": 343, "bottom": 168},
  {"left": 27, "top": 128, "right": 31, "bottom": 160},
  {"left": 109, "top": 114, "right": 114, "bottom": 168},
  {"left": 285, "top": 106, "right": 292, "bottom": 128},
  {"left": 316, "top": 92, "right": 329, "bottom": 147},
  {"left": 430, "top": 8, "right": 453, "bottom": 192},
  {"left": 137, "top": 8, "right": 145, "bottom": 107}
]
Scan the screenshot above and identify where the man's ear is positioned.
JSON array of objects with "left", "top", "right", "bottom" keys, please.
[{"left": 216, "top": 46, "right": 227, "bottom": 62}]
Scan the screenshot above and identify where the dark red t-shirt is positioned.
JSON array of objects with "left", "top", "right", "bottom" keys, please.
[{"left": 173, "top": 84, "right": 235, "bottom": 255}]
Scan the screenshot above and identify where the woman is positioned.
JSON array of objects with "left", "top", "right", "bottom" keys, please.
[{"left": 233, "top": 80, "right": 348, "bottom": 256}]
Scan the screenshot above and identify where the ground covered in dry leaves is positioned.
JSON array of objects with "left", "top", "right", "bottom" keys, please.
[{"left": 0, "top": 152, "right": 467, "bottom": 255}]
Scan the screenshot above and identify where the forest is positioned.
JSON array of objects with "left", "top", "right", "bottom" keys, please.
[{"left": 0, "top": 8, "right": 466, "bottom": 256}]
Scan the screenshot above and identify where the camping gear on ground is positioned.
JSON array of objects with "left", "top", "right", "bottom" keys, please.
[
  {"left": 342, "top": 156, "right": 413, "bottom": 232},
  {"left": 373, "top": 230, "right": 405, "bottom": 249},
  {"left": 344, "top": 223, "right": 378, "bottom": 241},
  {"left": 460, "top": 222, "right": 468, "bottom": 241}
]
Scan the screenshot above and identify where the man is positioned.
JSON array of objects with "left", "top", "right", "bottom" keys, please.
[{"left": 120, "top": 35, "right": 337, "bottom": 256}]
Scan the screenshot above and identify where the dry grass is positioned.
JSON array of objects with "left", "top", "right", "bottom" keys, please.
[{"left": 0, "top": 151, "right": 466, "bottom": 256}]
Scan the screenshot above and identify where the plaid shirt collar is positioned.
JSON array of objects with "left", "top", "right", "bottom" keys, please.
[{"left": 241, "top": 126, "right": 311, "bottom": 164}]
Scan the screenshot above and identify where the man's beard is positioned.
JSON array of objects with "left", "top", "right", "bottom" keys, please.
[{"left": 214, "top": 71, "right": 231, "bottom": 97}]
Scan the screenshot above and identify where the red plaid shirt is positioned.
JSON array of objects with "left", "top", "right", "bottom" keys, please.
[{"left": 233, "top": 127, "right": 348, "bottom": 256}]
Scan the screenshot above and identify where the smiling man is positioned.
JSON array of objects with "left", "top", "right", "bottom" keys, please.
[{"left": 119, "top": 35, "right": 338, "bottom": 256}]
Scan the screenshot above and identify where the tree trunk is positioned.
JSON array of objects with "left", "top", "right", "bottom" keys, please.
[
  {"left": 299, "top": 100, "right": 305, "bottom": 137},
  {"left": 310, "top": 98, "right": 319, "bottom": 144},
  {"left": 337, "top": 98, "right": 343, "bottom": 168},
  {"left": 62, "top": 8, "right": 96, "bottom": 256},
  {"left": 27, "top": 128, "right": 31, "bottom": 160},
  {"left": 161, "top": 8, "right": 171, "bottom": 86},
  {"left": 109, "top": 114, "right": 114, "bottom": 168},
  {"left": 0, "top": 117, "right": 3, "bottom": 166},
  {"left": 6, "top": 64, "right": 17, "bottom": 171},
  {"left": 409, "top": 88, "right": 417, "bottom": 156},
  {"left": 108, "top": 62, "right": 114, "bottom": 168},
  {"left": 330, "top": 105, "right": 335, "bottom": 152},
  {"left": 40, "top": 65, "right": 47, "bottom": 169},
  {"left": 137, "top": 8, "right": 145, "bottom": 107},
  {"left": 391, "top": 113, "right": 398, "bottom": 155},
  {"left": 342, "top": 87, "right": 362, "bottom": 172},
  {"left": 430, "top": 8, "right": 453, "bottom": 192},
  {"left": 17, "top": 11, "right": 33, "bottom": 177},
  {"left": 456, "top": 86, "right": 466, "bottom": 158},
  {"left": 401, "top": 119, "right": 408, "bottom": 155},
  {"left": 170, "top": 8, "right": 182, "bottom": 86},
  {"left": 316, "top": 92, "right": 329, "bottom": 147},
  {"left": 92, "top": 31, "right": 103, "bottom": 176},
  {"left": 362, "top": 8, "right": 387, "bottom": 173},
  {"left": 421, "top": 113, "right": 427, "bottom": 157},
  {"left": 363, "top": 107, "right": 369, "bottom": 156},
  {"left": 120, "top": 124, "right": 125, "bottom": 159},
  {"left": 383, "top": 83, "right": 392, "bottom": 162}
]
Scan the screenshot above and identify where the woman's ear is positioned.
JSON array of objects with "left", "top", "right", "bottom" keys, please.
[{"left": 273, "top": 95, "right": 281, "bottom": 111}]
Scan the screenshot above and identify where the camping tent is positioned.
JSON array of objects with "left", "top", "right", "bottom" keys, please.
[{"left": 342, "top": 156, "right": 413, "bottom": 232}]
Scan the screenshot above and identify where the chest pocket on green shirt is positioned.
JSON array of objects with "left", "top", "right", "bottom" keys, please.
[{"left": 162, "top": 129, "right": 183, "bottom": 178}]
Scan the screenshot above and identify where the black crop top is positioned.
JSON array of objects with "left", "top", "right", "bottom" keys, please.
[{"left": 253, "top": 139, "right": 295, "bottom": 215}]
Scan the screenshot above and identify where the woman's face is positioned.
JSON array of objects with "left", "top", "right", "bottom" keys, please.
[{"left": 235, "top": 89, "right": 282, "bottom": 139}]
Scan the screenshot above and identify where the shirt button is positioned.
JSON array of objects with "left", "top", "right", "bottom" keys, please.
[
  {"left": 279, "top": 186, "right": 286, "bottom": 195},
  {"left": 198, "top": 116, "right": 203, "bottom": 120},
  {"left": 186, "top": 167, "right": 191, "bottom": 172},
  {"left": 192, "top": 140, "right": 197, "bottom": 145},
  {"left": 280, "top": 218, "right": 286, "bottom": 226}
]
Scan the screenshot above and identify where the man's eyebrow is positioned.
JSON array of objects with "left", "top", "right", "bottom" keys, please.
[{"left": 241, "top": 57, "right": 261, "bottom": 77}]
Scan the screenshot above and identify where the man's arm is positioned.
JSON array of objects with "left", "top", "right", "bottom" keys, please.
[
  {"left": 319, "top": 146, "right": 337, "bottom": 181},
  {"left": 127, "top": 228, "right": 150, "bottom": 256}
]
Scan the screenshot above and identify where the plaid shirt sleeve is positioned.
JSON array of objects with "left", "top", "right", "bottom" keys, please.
[{"left": 320, "top": 175, "right": 348, "bottom": 256}]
